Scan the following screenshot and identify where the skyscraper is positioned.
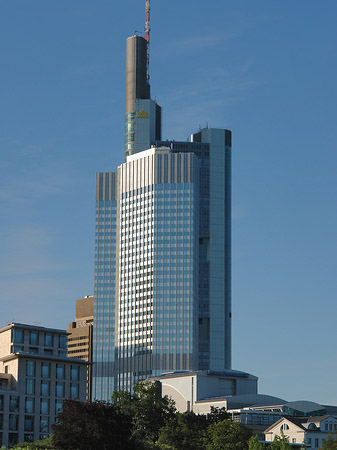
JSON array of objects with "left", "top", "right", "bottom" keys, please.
[{"left": 93, "top": 6, "right": 232, "bottom": 399}]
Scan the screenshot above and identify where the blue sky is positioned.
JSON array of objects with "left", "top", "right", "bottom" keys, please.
[{"left": 1, "top": 0, "right": 336, "bottom": 404}]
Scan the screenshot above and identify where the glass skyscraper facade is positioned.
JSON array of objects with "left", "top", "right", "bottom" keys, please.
[
  {"left": 92, "top": 27, "right": 232, "bottom": 400},
  {"left": 93, "top": 172, "right": 117, "bottom": 399}
]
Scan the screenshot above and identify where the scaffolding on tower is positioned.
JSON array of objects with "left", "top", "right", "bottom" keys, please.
[{"left": 144, "top": 0, "right": 150, "bottom": 83}]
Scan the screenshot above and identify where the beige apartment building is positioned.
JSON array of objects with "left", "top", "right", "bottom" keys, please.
[
  {"left": 67, "top": 295, "right": 93, "bottom": 400},
  {"left": 0, "top": 323, "right": 87, "bottom": 448}
]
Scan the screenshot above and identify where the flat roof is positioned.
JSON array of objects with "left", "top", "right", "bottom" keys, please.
[
  {"left": 0, "top": 352, "right": 89, "bottom": 364},
  {"left": 0, "top": 322, "right": 67, "bottom": 335}
]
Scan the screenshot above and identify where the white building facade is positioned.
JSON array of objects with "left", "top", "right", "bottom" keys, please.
[{"left": 0, "top": 323, "right": 87, "bottom": 448}]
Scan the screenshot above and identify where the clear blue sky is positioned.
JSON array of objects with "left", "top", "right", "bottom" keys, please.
[{"left": 1, "top": 1, "right": 336, "bottom": 404}]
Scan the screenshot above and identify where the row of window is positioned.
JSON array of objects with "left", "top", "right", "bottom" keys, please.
[
  {"left": 25, "top": 379, "right": 79, "bottom": 398},
  {"left": 26, "top": 361, "right": 79, "bottom": 381},
  {"left": 0, "top": 413, "right": 50, "bottom": 433},
  {"left": 12, "top": 328, "right": 67, "bottom": 348}
]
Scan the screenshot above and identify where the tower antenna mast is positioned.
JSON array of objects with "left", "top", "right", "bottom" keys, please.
[{"left": 144, "top": 0, "right": 150, "bottom": 83}]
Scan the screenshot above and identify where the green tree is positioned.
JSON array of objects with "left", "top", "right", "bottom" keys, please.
[
  {"left": 206, "top": 419, "right": 252, "bottom": 450},
  {"left": 248, "top": 435, "right": 266, "bottom": 450},
  {"left": 52, "top": 399, "right": 135, "bottom": 450},
  {"left": 206, "top": 406, "right": 230, "bottom": 424},
  {"left": 157, "top": 411, "right": 208, "bottom": 450},
  {"left": 322, "top": 434, "right": 337, "bottom": 450},
  {"left": 269, "top": 433, "right": 292, "bottom": 450},
  {"left": 112, "top": 381, "right": 176, "bottom": 448},
  {"left": 13, "top": 436, "right": 54, "bottom": 449}
]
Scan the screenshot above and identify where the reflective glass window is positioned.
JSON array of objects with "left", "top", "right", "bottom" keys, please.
[
  {"left": 24, "top": 415, "right": 34, "bottom": 432},
  {"left": 25, "top": 397, "right": 34, "bottom": 414},
  {"left": 40, "top": 417, "right": 49, "bottom": 433},
  {"left": 24, "top": 434, "right": 34, "bottom": 443},
  {"left": 70, "top": 384, "right": 79, "bottom": 399},
  {"left": 55, "top": 382, "right": 64, "bottom": 398},
  {"left": 26, "top": 360, "right": 35, "bottom": 377},
  {"left": 55, "top": 399, "right": 63, "bottom": 414},
  {"left": 30, "top": 331, "right": 39, "bottom": 346},
  {"left": 40, "top": 398, "right": 49, "bottom": 415},
  {"left": 12, "top": 328, "right": 24, "bottom": 344},
  {"left": 0, "top": 395, "right": 3, "bottom": 411},
  {"left": 41, "top": 362, "right": 50, "bottom": 378},
  {"left": 44, "top": 333, "right": 53, "bottom": 347},
  {"left": 26, "top": 378, "right": 35, "bottom": 395},
  {"left": 56, "top": 364, "right": 64, "bottom": 380},
  {"left": 8, "top": 433, "right": 18, "bottom": 447},
  {"left": 9, "top": 414, "right": 18, "bottom": 430},
  {"left": 41, "top": 380, "right": 49, "bottom": 396},
  {"left": 59, "top": 335, "right": 67, "bottom": 349},
  {"left": 70, "top": 365, "right": 79, "bottom": 381},
  {"left": 9, "top": 396, "right": 19, "bottom": 412}
]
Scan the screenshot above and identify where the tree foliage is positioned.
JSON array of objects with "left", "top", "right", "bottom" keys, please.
[
  {"left": 322, "top": 434, "right": 337, "bottom": 450},
  {"left": 269, "top": 433, "right": 292, "bottom": 450},
  {"left": 157, "top": 411, "right": 208, "bottom": 450},
  {"left": 111, "top": 381, "right": 176, "bottom": 448},
  {"left": 248, "top": 435, "right": 266, "bottom": 450},
  {"left": 13, "top": 436, "right": 54, "bottom": 450},
  {"left": 205, "top": 419, "right": 252, "bottom": 450},
  {"left": 52, "top": 399, "right": 135, "bottom": 450}
]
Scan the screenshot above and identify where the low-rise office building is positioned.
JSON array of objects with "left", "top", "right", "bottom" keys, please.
[
  {"left": 0, "top": 323, "right": 87, "bottom": 448},
  {"left": 149, "top": 370, "right": 284, "bottom": 414}
]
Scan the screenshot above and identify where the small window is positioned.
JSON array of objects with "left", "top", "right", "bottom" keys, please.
[
  {"left": 40, "top": 416, "right": 49, "bottom": 433},
  {"left": 40, "top": 398, "right": 49, "bottom": 415},
  {"left": 56, "top": 364, "right": 65, "bottom": 380},
  {"left": 30, "top": 331, "right": 39, "bottom": 346},
  {"left": 55, "top": 400, "right": 63, "bottom": 414},
  {"left": 55, "top": 382, "right": 65, "bottom": 398},
  {"left": 59, "top": 335, "right": 67, "bottom": 349},
  {"left": 24, "top": 434, "right": 34, "bottom": 443},
  {"left": 12, "top": 328, "right": 24, "bottom": 344},
  {"left": 41, "top": 380, "right": 50, "bottom": 397},
  {"left": 44, "top": 333, "right": 53, "bottom": 347},
  {"left": 41, "top": 362, "right": 50, "bottom": 378},
  {"left": 308, "top": 438, "right": 312, "bottom": 444},
  {"left": 9, "top": 414, "right": 19, "bottom": 431},
  {"left": 71, "top": 365, "right": 79, "bottom": 381},
  {"left": 26, "top": 360, "right": 36, "bottom": 377},
  {"left": 315, "top": 439, "right": 319, "bottom": 448},
  {"left": 25, "top": 397, "right": 34, "bottom": 414},
  {"left": 26, "top": 379, "right": 35, "bottom": 395},
  {"left": 24, "top": 415, "right": 34, "bottom": 432},
  {"left": 9, "top": 396, "right": 19, "bottom": 412},
  {"left": 292, "top": 439, "right": 296, "bottom": 443},
  {"left": 70, "top": 383, "right": 79, "bottom": 399},
  {"left": 8, "top": 433, "right": 18, "bottom": 447}
]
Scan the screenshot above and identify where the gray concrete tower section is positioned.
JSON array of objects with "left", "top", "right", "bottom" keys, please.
[
  {"left": 125, "top": 35, "right": 150, "bottom": 115},
  {"left": 125, "top": 35, "right": 161, "bottom": 158}
]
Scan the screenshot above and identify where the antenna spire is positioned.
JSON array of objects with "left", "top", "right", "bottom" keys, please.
[{"left": 144, "top": 0, "right": 150, "bottom": 82}]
